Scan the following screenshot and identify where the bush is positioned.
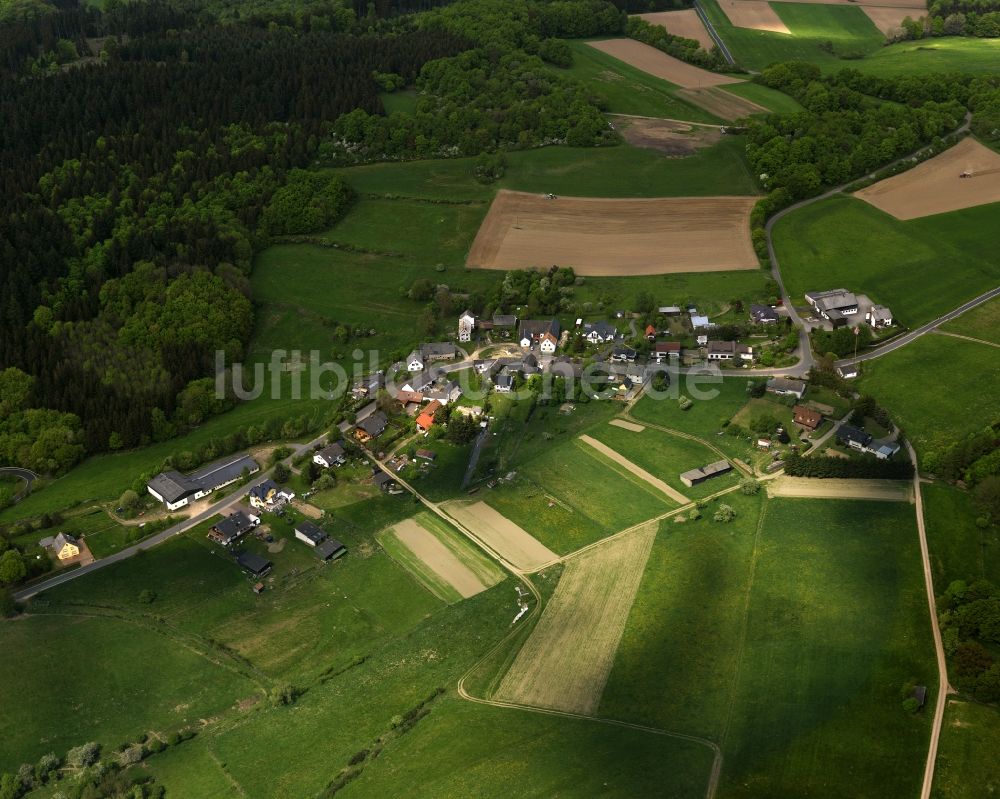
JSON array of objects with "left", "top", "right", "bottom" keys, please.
[
  {"left": 118, "top": 745, "right": 144, "bottom": 766},
  {"left": 270, "top": 684, "right": 301, "bottom": 706},
  {"left": 714, "top": 503, "right": 736, "bottom": 523},
  {"left": 138, "top": 589, "right": 157, "bottom": 605},
  {"left": 901, "top": 697, "right": 920, "bottom": 713},
  {"left": 740, "top": 477, "right": 761, "bottom": 495},
  {"left": 66, "top": 742, "right": 100, "bottom": 768}
]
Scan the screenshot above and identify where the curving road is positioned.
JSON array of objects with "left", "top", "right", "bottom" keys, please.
[{"left": 0, "top": 467, "right": 37, "bottom": 503}]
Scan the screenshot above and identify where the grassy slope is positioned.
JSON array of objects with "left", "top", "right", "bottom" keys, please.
[
  {"left": 700, "top": 0, "right": 882, "bottom": 72},
  {"left": 721, "top": 498, "right": 934, "bottom": 798},
  {"left": 932, "top": 699, "right": 1000, "bottom": 799},
  {"left": 922, "top": 483, "right": 1000, "bottom": 587},
  {"left": 630, "top": 376, "right": 753, "bottom": 438},
  {"left": 559, "top": 39, "right": 720, "bottom": 123},
  {"left": 859, "top": 333, "right": 1000, "bottom": 458},
  {"left": 773, "top": 196, "right": 1000, "bottom": 328},
  {"left": 854, "top": 37, "right": 1000, "bottom": 76},
  {"left": 941, "top": 295, "right": 1000, "bottom": 345}
]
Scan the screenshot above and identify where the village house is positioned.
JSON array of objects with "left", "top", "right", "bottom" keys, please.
[
  {"left": 147, "top": 453, "right": 260, "bottom": 511},
  {"left": 407, "top": 342, "right": 459, "bottom": 371},
  {"left": 356, "top": 410, "right": 389, "bottom": 441},
  {"left": 458, "top": 310, "right": 476, "bottom": 343},
  {"left": 402, "top": 368, "right": 442, "bottom": 393},
  {"left": 416, "top": 400, "right": 442, "bottom": 432},
  {"left": 518, "top": 319, "right": 560, "bottom": 349},
  {"left": 52, "top": 532, "right": 80, "bottom": 561},
  {"left": 653, "top": 342, "right": 681, "bottom": 363},
  {"left": 836, "top": 424, "right": 872, "bottom": 451},
  {"left": 866, "top": 305, "right": 893, "bottom": 329},
  {"left": 494, "top": 373, "right": 514, "bottom": 393},
  {"left": 680, "top": 460, "right": 733, "bottom": 488},
  {"left": 248, "top": 479, "right": 295, "bottom": 512},
  {"left": 706, "top": 340, "right": 753, "bottom": 362},
  {"left": 792, "top": 405, "right": 823, "bottom": 431},
  {"left": 869, "top": 439, "right": 901, "bottom": 459},
  {"left": 766, "top": 377, "right": 807, "bottom": 400},
  {"left": 208, "top": 511, "right": 259, "bottom": 546},
  {"left": 295, "top": 521, "right": 328, "bottom": 547},
  {"left": 313, "top": 442, "right": 346, "bottom": 469},
  {"left": 296, "top": 520, "right": 347, "bottom": 561},
  {"left": 645, "top": 324, "right": 657, "bottom": 342},
  {"left": 837, "top": 365, "right": 859, "bottom": 379},
  {"left": 490, "top": 313, "right": 518, "bottom": 338},
  {"left": 423, "top": 380, "right": 462, "bottom": 405},
  {"left": 583, "top": 321, "right": 618, "bottom": 345},
  {"left": 539, "top": 331, "right": 558, "bottom": 354},
  {"left": 805, "top": 289, "right": 859, "bottom": 327},
  {"left": 750, "top": 303, "right": 779, "bottom": 324},
  {"left": 610, "top": 346, "right": 637, "bottom": 363},
  {"left": 373, "top": 470, "right": 400, "bottom": 493}
]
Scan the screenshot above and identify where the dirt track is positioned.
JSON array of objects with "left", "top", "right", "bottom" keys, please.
[
  {"left": 677, "top": 87, "right": 767, "bottom": 121},
  {"left": 466, "top": 191, "right": 759, "bottom": 275},
  {"left": 444, "top": 500, "right": 557, "bottom": 571},
  {"left": 609, "top": 419, "right": 646, "bottom": 432},
  {"left": 637, "top": 10, "right": 715, "bottom": 50},
  {"left": 494, "top": 524, "right": 657, "bottom": 714},
  {"left": 855, "top": 137, "right": 1000, "bottom": 220},
  {"left": 767, "top": 477, "right": 912, "bottom": 501},
  {"left": 579, "top": 435, "right": 690, "bottom": 504},
  {"left": 719, "top": 0, "right": 790, "bottom": 33},
  {"left": 390, "top": 519, "right": 490, "bottom": 599},
  {"left": 587, "top": 38, "right": 742, "bottom": 89}
]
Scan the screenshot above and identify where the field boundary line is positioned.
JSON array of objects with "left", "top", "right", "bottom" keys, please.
[{"left": 930, "top": 329, "right": 1000, "bottom": 350}]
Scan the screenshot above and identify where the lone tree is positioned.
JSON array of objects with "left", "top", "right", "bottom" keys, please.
[
  {"left": 273, "top": 462, "right": 290, "bottom": 483},
  {"left": 713, "top": 503, "right": 737, "bottom": 523},
  {"left": 740, "top": 477, "right": 761, "bottom": 495}
]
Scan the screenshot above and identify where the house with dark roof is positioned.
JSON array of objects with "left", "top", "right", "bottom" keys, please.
[
  {"left": 750, "top": 304, "right": 779, "bottom": 324},
  {"left": 235, "top": 551, "right": 272, "bottom": 578},
  {"left": 356, "top": 411, "right": 389, "bottom": 441},
  {"left": 610, "top": 346, "right": 637, "bottom": 363},
  {"left": 867, "top": 305, "right": 893, "bottom": 329},
  {"left": 313, "top": 442, "right": 346, "bottom": 469},
  {"left": 707, "top": 341, "right": 753, "bottom": 362},
  {"left": 518, "top": 319, "right": 560, "bottom": 349},
  {"left": 491, "top": 313, "right": 518, "bottom": 329},
  {"left": 294, "top": 521, "right": 328, "bottom": 547},
  {"left": 766, "top": 377, "right": 807, "bottom": 400},
  {"left": 209, "top": 511, "right": 259, "bottom": 546},
  {"left": 805, "top": 290, "right": 858, "bottom": 326},
  {"left": 836, "top": 424, "right": 872, "bottom": 451},
  {"left": 792, "top": 405, "right": 823, "bottom": 431},
  {"left": 248, "top": 479, "right": 295, "bottom": 511},
  {"left": 52, "top": 532, "right": 81, "bottom": 561},
  {"left": 583, "top": 321, "right": 618, "bottom": 345},
  {"left": 494, "top": 373, "right": 514, "bottom": 393},
  {"left": 373, "top": 470, "right": 397, "bottom": 493},
  {"left": 680, "top": 460, "right": 733, "bottom": 488},
  {"left": 147, "top": 454, "right": 260, "bottom": 510}
]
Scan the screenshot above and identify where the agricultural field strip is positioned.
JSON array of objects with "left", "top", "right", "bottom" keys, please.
[
  {"left": 441, "top": 501, "right": 559, "bottom": 572},
  {"left": 586, "top": 38, "right": 742, "bottom": 89},
  {"left": 609, "top": 419, "right": 646, "bottom": 432},
  {"left": 494, "top": 525, "right": 658, "bottom": 715},
  {"left": 578, "top": 434, "right": 690, "bottom": 504},
  {"left": 638, "top": 9, "right": 715, "bottom": 50},
  {"left": 379, "top": 519, "right": 490, "bottom": 600},
  {"left": 766, "top": 476, "right": 912, "bottom": 502},
  {"left": 621, "top": 413, "right": 752, "bottom": 476}
]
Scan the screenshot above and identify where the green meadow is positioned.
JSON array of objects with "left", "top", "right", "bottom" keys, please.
[
  {"left": 932, "top": 699, "right": 1000, "bottom": 799},
  {"left": 774, "top": 196, "right": 1000, "bottom": 329},
  {"left": 856, "top": 36, "right": 1000, "bottom": 76},
  {"left": 941, "top": 295, "right": 1000, "bottom": 345},
  {"left": 922, "top": 482, "right": 1000, "bottom": 587}
]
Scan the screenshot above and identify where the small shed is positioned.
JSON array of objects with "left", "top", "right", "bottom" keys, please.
[{"left": 913, "top": 685, "right": 927, "bottom": 708}]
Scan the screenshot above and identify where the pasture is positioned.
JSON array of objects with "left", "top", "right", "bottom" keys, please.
[
  {"left": 377, "top": 513, "right": 505, "bottom": 603},
  {"left": 854, "top": 36, "right": 1000, "bottom": 75},
  {"left": 494, "top": 524, "right": 657, "bottom": 714},
  {"left": 466, "top": 190, "right": 759, "bottom": 275},
  {"left": 560, "top": 39, "right": 720, "bottom": 123},
  {"left": 941, "top": 295, "right": 1000, "bottom": 345},
  {"left": 932, "top": 700, "right": 1000, "bottom": 799},
  {"left": 859, "top": 334, "right": 1000, "bottom": 460},
  {"left": 630, "top": 376, "right": 754, "bottom": 439},
  {"left": 922, "top": 483, "right": 1000, "bottom": 586},
  {"left": 578, "top": 434, "right": 691, "bottom": 503},
  {"left": 855, "top": 138, "right": 1000, "bottom": 220},
  {"left": 773, "top": 195, "right": 1000, "bottom": 328}
]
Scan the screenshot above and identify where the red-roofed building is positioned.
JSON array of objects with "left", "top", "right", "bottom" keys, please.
[
  {"left": 416, "top": 400, "right": 442, "bottom": 432},
  {"left": 645, "top": 324, "right": 656, "bottom": 342}
]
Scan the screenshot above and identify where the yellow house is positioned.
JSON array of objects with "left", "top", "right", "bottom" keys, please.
[{"left": 53, "top": 533, "right": 80, "bottom": 560}]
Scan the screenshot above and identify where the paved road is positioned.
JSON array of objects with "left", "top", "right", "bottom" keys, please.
[
  {"left": 0, "top": 467, "right": 37, "bottom": 503},
  {"left": 906, "top": 441, "right": 951, "bottom": 799},
  {"left": 13, "top": 434, "right": 328, "bottom": 603}
]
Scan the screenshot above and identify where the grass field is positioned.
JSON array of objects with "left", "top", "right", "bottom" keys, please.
[
  {"left": 853, "top": 36, "right": 1000, "bottom": 76},
  {"left": 380, "top": 89, "right": 418, "bottom": 115},
  {"left": 922, "top": 483, "right": 1000, "bottom": 587},
  {"left": 721, "top": 80, "right": 804, "bottom": 114},
  {"left": 774, "top": 196, "right": 1000, "bottom": 329},
  {"left": 558, "top": 39, "right": 720, "bottom": 123},
  {"left": 701, "top": 0, "right": 883, "bottom": 71},
  {"left": 859, "top": 333, "right": 1000, "bottom": 459},
  {"left": 630, "top": 376, "right": 753, "bottom": 439},
  {"left": 932, "top": 699, "right": 1000, "bottom": 799},
  {"left": 941, "top": 295, "right": 1000, "bottom": 345}
]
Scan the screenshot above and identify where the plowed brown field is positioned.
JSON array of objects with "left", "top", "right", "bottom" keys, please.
[
  {"left": 637, "top": 9, "right": 715, "bottom": 50},
  {"left": 719, "top": 0, "right": 791, "bottom": 33},
  {"left": 586, "top": 38, "right": 742, "bottom": 89}
]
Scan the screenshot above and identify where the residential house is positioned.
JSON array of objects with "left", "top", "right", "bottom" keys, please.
[
  {"left": 653, "top": 342, "right": 681, "bottom": 363},
  {"left": 248, "top": 479, "right": 295, "bottom": 512},
  {"left": 583, "top": 321, "right": 618, "bottom": 345},
  {"left": 52, "top": 532, "right": 80, "bottom": 561},
  {"left": 792, "top": 405, "right": 823, "bottom": 431},
  {"left": 403, "top": 368, "right": 442, "bottom": 393},
  {"left": 494, "top": 373, "right": 514, "bottom": 393},
  {"left": 148, "top": 453, "right": 260, "bottom": 511},
  {"left": 836, "top": 424, "right": 872, "bottom": 451},
  {"left": 837, "top": 365, "right": 859, "bottom": 379},
  {"left": 869, "top": 439, "right": 901, "bottom": 460},
  {"left": 696, "top": 334, "right": 708, "bottom": 346},
  {"left": 679, "top": 460, "right": 733, "bottom": 488},
  {"left": 208, "top": 511, "right": 258, "bottom": 546},
  {"left": 424, "top": 381, "right": 461, "bottom": 405},
  {"left": 645, "top": 324, "right": 657, "bottom": 342},
  {"left": 610, "top": 346, "right": 637, "bottom": 363},
  {"left": 805, "top": 289, "right": 858, "bottom": 327},
  {"left": 538, "top": 332, "right": 558, "bottom": 354},
  {"left": 766, "top": 377, "right": 807, "bottom": 400},
  {"left": 356, "top": 410, "right": 389, "bottom": 441},
  {"left": 690, "top": 314, "right": 712, "bottom": 330},
  {"left": 351, "top": 373, "right": 384, "bottom": 400},
  {"left": 750, "top": 304, "right": 779, "bottom": 324},
  {"left": 416, "top": 400, "right": 442, "bottom": 432},
  {"left": 373, "top": 470, "right": 397, "bottom": 493},
  {"left": 313, "top": 442, "right": 346, "bottom": 469},
  {"left": 458, "top": 310, "right": 476, "bottom": 343},
  {"left": 407, "top": 342, "right": 459, "bottom": 372},
  {"left": 294, "top": 521, "right": 328, "bottom": 547},
  {"left": 235, "top": 551, "right": 272, "bottom": 578},
  {"left": 518, "top": 319, "right": 560, "bottom": 349},
  {"left": 867, "top": 305, "right": 893, "bottom": 329},
  {"left": 706, "top": 340, "right": 753, "bottom": 362}
]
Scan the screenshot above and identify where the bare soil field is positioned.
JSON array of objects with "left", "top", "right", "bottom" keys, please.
[
  {"left": 466, "top": 190, "right": 759, "bottom": 275},
  {"left": 855, "top": 138, "right": 1000, "bottom": 220},
  {"left": 719, "top": 0, "right": 791, "bottom": 33},
  {"left": 292, "top": 499, "right": 323, "bottom": 519},
  {"left": 444, "top": 500, "right": 558, "bottom": 571},
  {"left": 388, "top": 519, "right": 490, "bottom": 598},
  {"left": 494, "top": 524, "right": 657, "bottom": 714},
  {"left": 860, "top": 6, "right": 918, "bottom": 35},
  {"left": 586, "top": 38, "right": 743, "bottom": 89},
  {"left": 768, "top": 0, "right": 924, "bottom": 7},
  {"left": 637, "top": 9, "right": 715, "bottom": 50},
  {"left": 677, "top": 86, "right": 767, "bottom": 121},
  {"left": 579, "top": 435, "right": 690, "bottom": 504},
  {"left": 609, "top": 419, "right": 646, "bottom": 432},
  {"left": 611, "top": 114, "right": 722, "bottom": 155},
  {"left": 767, "top": 476, "right": 912, "bottom": 501}
]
